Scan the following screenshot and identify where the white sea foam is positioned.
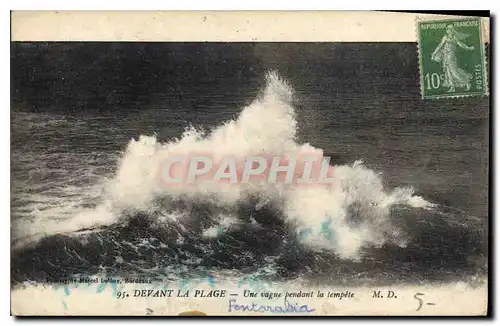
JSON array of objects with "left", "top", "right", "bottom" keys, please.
[
  {"left": 14, "top": 71, "right": 435, "bottom": 259},
  {"left": 103, "top": 70, "right": 434, "bottom": 259}
]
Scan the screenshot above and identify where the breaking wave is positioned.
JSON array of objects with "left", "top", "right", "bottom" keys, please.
[
  {"left": 109, "top": 71, "right": 434, "bottom": 258},
  {"left": 15, "top": 71, "right": 484, "bottom": 286}
]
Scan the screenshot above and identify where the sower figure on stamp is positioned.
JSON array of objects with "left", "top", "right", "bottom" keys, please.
[{"left": 431, "top": 24, "right": 475, "bottom": 93}]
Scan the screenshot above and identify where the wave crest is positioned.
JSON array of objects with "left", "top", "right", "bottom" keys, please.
[
  {"left": 15, "top": 71, "right": 434, "bottom": 261},
  {"left": 106, "top": 71, "right": 433, "bottom": 259}
]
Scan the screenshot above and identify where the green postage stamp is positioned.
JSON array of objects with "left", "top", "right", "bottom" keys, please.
[{"left": 417, "top": 18, "right": 488, "bottom": 99}]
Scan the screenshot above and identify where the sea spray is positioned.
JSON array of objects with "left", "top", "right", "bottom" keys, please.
[
  {"left": 13, "top": 71, "right": 434, "bottom": 261},
  {"left": 106, "top": 71, "right": 434, "bottom": 259}
]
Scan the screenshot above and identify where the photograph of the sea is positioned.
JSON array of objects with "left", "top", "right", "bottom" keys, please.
[{"left": 11, "top": 43, "right": 489, "bottom": 290}]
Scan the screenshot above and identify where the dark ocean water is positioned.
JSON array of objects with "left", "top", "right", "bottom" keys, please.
[{"left": 10, "top": 43, "right": 489, "bottom": 287}]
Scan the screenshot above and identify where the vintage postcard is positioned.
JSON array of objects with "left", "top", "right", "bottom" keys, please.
[{"left": 10, "top": 11, "right": 490, "bottom": 316}]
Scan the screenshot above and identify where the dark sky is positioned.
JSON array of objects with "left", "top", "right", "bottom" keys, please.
[{"left": 10, "top": 42, "right": 436, "bottom": 113}]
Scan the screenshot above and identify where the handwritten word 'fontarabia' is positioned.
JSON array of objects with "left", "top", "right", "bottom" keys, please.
[{"left": 228, "top": 298, "right": 315, "bottom": 314}]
